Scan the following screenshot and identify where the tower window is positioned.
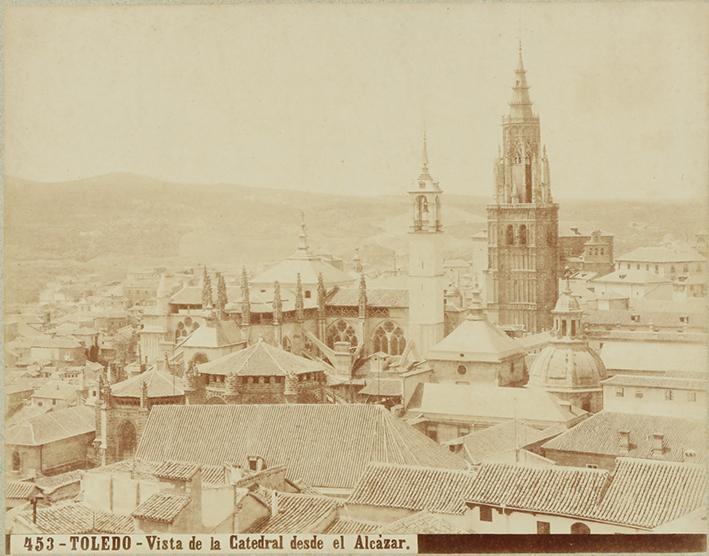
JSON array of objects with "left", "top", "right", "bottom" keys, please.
[
  {"left": 505, "top": 225, "right": 515, "bottom": 246},
  {"left": 305, "top": 290, "right": 311, "bottom": 299},
  {"left": 519, "top": 225, "right": 527, "bottom": 246}
]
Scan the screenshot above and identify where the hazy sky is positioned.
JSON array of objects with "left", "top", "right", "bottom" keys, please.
[{"left": 4, "top": 3, "right": 707, "bottom": 200}]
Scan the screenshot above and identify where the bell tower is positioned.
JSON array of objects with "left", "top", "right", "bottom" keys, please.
[
  {"left": 408, "top": 134, "right": 445, "bottom": 357},
  {"left": 486, "top": 45, "right": 559, "bottom": 333}
]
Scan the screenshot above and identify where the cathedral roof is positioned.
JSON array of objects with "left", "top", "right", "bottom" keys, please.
[
  {"left": 527, "top": 341, "right": 607, "bottom": 392},
  {"left": 249, "top": 256, "right": 355, "bottom": 288},
  {"left": 196, "top": 338, "right": 324, "bottom": 377},
  {"left": 110, "top": 367, "right": 185, "bottom": 398},
  {"left": 327, "top": 287, "right": 408, "bottom": 308},
  {"left": 427, "top": 312, "right": 523, "bottom": 363}
]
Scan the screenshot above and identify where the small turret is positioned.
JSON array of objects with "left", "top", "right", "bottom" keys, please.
[
  {"left": 358, "top": 274, "right": 367, "bottom": 319},
  {"left": 295, "top": 273, "right": 304, "bottom": 323},
  {"left": 272, "top": 281, "right": 283, "bottom": 325},
  {"left": 216, "top": 272, "right": 228, "bottom": 319},
  {"left": 316, "top": 273, "right": 327, "bottom": 317}
]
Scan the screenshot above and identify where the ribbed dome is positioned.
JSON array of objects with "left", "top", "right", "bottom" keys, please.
[{"left": 528, "top": 341, "right": 607, "bottom": 391}]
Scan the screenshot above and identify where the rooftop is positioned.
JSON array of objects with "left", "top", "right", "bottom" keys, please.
[
  {"left": 32, "top": 380, "right": 80, "bottom": 401},
  {"left": 599, "top": 339, "right": 707, "bottom": 375},
  {"left": 17, "top": 502, "right": 134, "bottom": 534},
  {"left": 542, "top": 411, "right": 706, "bottom": 461},
  {"left": 592, "top": 269, "right": 670, "bottom": 285},
  {"left": 6, "top": 405, "right": 95, "bottom": 446},
  {"left": 111, "top": 366, "right": 185, "bottom": 398},
  {"left": 327, "top": 287, "right": 408, "bottom": 308},
  {"left": 407, "top": 383, "right": 586, "bottom": 425},
  {"left": 197, "top": 339, "right": 325, "bottom": 377},
  {"left": 134, "top": 404, "right": 466, "bottom": 490},
  {"left": 427, "top": 314, "right": 523, "bottom": 362},
  {"left": 132, "top": 492, "right": 191, "bottom": 524},
  {"left": 347, "top": 462, "right": 478, "bottom": 515},
  {"left": 617, "top": 246, "right": 705, "bottom": 264},
  {"left": 249, "top": 490, "right": 340, "bottom": 534},
  {"left": 601, "top": 375, "right": 707, "bottom": 391},
  {"left": 178, "top": 319, "right": 243, "bottom": 348}
]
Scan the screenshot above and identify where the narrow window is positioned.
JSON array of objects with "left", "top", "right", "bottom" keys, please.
[
  {"left": 537, "top": 521, "right": 551, "bottom": 534},
  {"left": 479, "top": 506, "right": 493, "bottom": 522},
  {"left": 616, "top": 387, "right": 624, "bottom": 398},
  {"left": 665, "top": 389, "right": 673, "bottom": 401},
  {"left": 688, "top": 391, "right": 697, "bottom": 402}
]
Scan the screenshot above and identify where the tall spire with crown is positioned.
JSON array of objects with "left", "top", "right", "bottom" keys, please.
[
  {"left": 509, "top": 41, "right": 534, "bottom": 119},
  {"left": 417, "top": 131, "right": 437, "bottom": 189}
]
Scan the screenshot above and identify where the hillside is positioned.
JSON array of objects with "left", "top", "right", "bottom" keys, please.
[{"left": 4, "top": 173, "right": 706, "bottom": 304}]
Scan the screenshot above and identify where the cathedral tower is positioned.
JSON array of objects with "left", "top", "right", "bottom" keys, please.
[
  {"left": 486, "top": 45, "right": 559, "bottom": 333},
  {"left": 408, "top": 134, "right": 445, "bottom": 357}
]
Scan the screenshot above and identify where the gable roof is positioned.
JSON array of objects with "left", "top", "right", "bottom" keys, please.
[
  {"left": 110, "top": 367, "right": 185, "bottom": 398},
  {"left": 197, "top": 339, "right": 325, "bottom": 377},
  {"left": 17, "top": 502, "right": 134, "bottom": 534},
  {"left": 347, "top": 462, "right": 477, "bottom": 515},
  {"left": 6, "top": 405, "right": 95, "bottom": 446},
  {"left": 542, "top": 411, "right": 706, "bottom": 462},
  {"left": 407, "top": 383, "right": 585, "bottom": 425},
  {"left": 466, "top": 458, "right": 706, "bottom": 530},
  {"left": 134, "top": 404, "right": 466, "bottom": 489},
  {"left": 466, "top": 463, "right": 609, "bottom": 517},
  {"left": 250, "top": 255, "right": 354, "bottom": 287},
  {"left": 599, "top": 340, "right": 707, "bottom": 375},
  {"left": 6, "top": 481, "right": 39, "bottom": 500},
  {"left": 324, "top": 517, "right": 380, "bottom": 535},
  {"left": 445, "top": 421, "right": 559, "bottom": 463},
  {"left": 380, "top": 510, "right": 468, "bottom": 533}
]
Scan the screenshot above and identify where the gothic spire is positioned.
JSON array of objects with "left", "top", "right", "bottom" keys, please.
[
  {"left": 216, "top": 272, "right": 228, "bottom": 318},
  {"left": 358, "top": 274, "right": 367, "bottom": 319},
  {"left": 509, "top": 42, "right": 534, "bottom": 119},
  {"left": 316, "top": 272, "right": 327, "bottom": 316},
  {"left": 418, "top": 131, "right": 436, "bottom": 187},
  {"left": 240, "top": 266, "right": 251, "bottom": 325},
  {"left": 272, "top": 281, "right": 283, "bottom": 324},
  {"left": 295, "top": 273, "right": 304, "bottom": 323}
]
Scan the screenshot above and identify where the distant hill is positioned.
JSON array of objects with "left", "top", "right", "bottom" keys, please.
[{"left": 4, "top": 173, "right": 706, "bottom": 305}]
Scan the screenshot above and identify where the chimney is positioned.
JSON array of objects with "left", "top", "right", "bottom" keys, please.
[
  {"left": 618, "top": 430, "right": 631, "bottom": 454},
  {"left": 651, "top": 433, "right": 664, "bottom": 458},
  {"left": 270, "top": 490, "right": 278, "bottom": 517}
]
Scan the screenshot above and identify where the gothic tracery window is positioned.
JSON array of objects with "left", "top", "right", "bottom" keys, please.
[
  {"left": 372, "top": 321, "right": 406, "bottom": 355},
  {"left": 325, "top": 320, "right": 358, "bottom": 349}
]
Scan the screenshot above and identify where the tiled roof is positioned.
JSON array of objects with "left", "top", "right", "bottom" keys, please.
[
  {"left": 249, "top": 490, "right": 340, "bottom": 533},
  {"left": 586, "top": 309, "right": 705, "bottom": 329},
  {"left": 328, "top": 288, "right": 409, "bottom": 308},
  {"left": 6, "top": 405, "right": 95, "bottom": 446},
  {"left": 324, "top": 517, "right": 380, "bottom": 534},
  {"left": 19, "top": 503, "right": 134, "bottom": 534},
  {"left": 617, "top": 246, "right": 705, "bottom": 263},
  {"left": 30, "top": 336, "right": 82, "bottom": 349},
  {"left": 601, "top": 375, "right": 707, "bottom": 391},
  {"left": 446, "top": 421, "right": 558, "bottom": 463},
  {"left": 135, "top": 404, "right": 466, "bottom": 489},
  {"left": 35, "top": 470, "right": 84, "bottom": 493},
  {"left": 380, "top": 510, "right": 467, "bottom": 533},
  {"left": 197, "top": 339, "right": 325, "bottom": 377},
  {"left": 111, "top": 367, "right": 185, "bottom": 398},
  {"left": 427, "top": 316, "right": 523, "bottom": 362},
  {"left": 179, "top": 320, "right": 243, "bottom": 348},
  {"left": 251, "top": 255, "right": 354, "bottom": 287},
  {"left": 32, "top": 380, "right": 79, "bottom": 401},
  {"left": 359, "top": 378, "right": 402, "bottom": 397},
  {"left": 407, "top": 383, "right": 584, "bottom": 425},
  {"left": 592, "top": 458, "right": 707, "bottom": 529},
  {"left": 132, "top": 492, "right": 191, "bottom": 524},
  {"left": 152, "top": 461, "right": 200, "bottom": 481},
  {"left": 542, "top": 412, "right": 706, "bottom": 462},
  {"left": 466, "top": 463, "right": 608, "bottom": 517},
  {"left": 7, "top": 481, "right": 38, "bottom": 500},
  {"left": 347, "top": 462, "right": 477, "bottom": 515}
]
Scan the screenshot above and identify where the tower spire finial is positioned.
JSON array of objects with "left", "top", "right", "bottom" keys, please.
[
  {"left": 422, "top": 130, "right": 429, "bottom": 170},
  {"left": 296, "top": 210, "right": 310, "bottom": 255}
]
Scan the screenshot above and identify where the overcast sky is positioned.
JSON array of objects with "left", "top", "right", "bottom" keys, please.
[{"left": 4, "top": 3, "right": 707, "bottom": 200}]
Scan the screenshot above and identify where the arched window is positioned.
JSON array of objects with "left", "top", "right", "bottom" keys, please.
[
  {"left": 326, "top": 320, "right": 358, "bottom": 349},
  {"left": 12, "top": 450, "right": 21, "bottom": 472},
  {"left": 519, "top": 225, "right": 527, "bottom": 246},
  {"left": 282, "top": 336, "right": 292, "bottom": 352},
  {"left": 547, "top": 229, "right": 555, "bottom": 246},
  {"left": 372, "top": 321, "right": 407, "bottom": 355},
  {"left": 570, "top": 522, "right": 591, "bottom": 535},
  {"left": 505, "top": 225, "right": 515, "bottom": 246}
]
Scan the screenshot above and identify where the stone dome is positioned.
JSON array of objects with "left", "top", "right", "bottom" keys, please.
[
  {"left": 528, "top": 341, "right": 607, "bottom": 392},
  {"left": 553, "top": 287, "right": 581, "bottom": 314}
]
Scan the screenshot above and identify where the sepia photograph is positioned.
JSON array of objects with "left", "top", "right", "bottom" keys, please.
[{"left": 3, "top": 1, "right": 708, "bottom": 553}]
